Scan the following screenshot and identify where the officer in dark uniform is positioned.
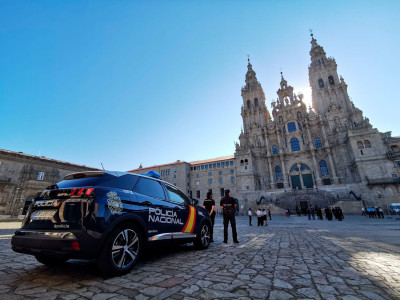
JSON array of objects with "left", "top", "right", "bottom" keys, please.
[
  {"left": 219, "top": 189, "right": 239, "bottom": 244},
  {"left": 203, "top": 191, "right": 216, "bottom": 242}
]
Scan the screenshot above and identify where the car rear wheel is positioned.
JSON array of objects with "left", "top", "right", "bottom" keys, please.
[
  {"left": 96, "top": 223, "right": 143, "bottom": 277},
  {"left": 193, "top": 222, "right": 211, "bottom": 250},
  {"left": 35, "top": 255, "right": 68, "bottom": 266}
]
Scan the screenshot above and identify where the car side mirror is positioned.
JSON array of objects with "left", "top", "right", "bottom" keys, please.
[{"left": 192, "top": 199, "right": 199, "bottom": 206}]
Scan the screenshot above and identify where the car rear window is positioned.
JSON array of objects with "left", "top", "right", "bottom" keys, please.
[{"left": 56, "top": 173, "right": 138, "bottom": 190}]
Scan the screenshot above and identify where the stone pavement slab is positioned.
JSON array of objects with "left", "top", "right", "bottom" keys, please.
[{"left": 0, "top": 216, "right": 399, "bottom": 299}]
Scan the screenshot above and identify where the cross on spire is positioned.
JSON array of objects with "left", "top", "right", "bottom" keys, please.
[{"left": 309, "top": 28, "right": 313, "bottom": 38}]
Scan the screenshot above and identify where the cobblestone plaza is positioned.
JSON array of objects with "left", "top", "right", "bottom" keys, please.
[{"left": 1, "top": 216, "right": 399, "bottom": 299}]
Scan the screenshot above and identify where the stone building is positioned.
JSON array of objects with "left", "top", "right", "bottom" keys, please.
[
  {"left": 131, "top": 35, "right": 400, "bottom": 214},
  {"left": 129, "top": 160, "right": 190, "bottom": 195},
  {"left": 129, "top": 156, "right": 236, "bottom": 208},
  {"left": 0, "top": 149, "right": 98, "bottom": 218}
]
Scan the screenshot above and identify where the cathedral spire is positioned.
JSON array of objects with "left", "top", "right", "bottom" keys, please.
[
  {"left": 240, "top": 59, "right": 270, "bottom": 132},
  {"left": 243, "top": 57, "right": 259, "bottom": 91}
]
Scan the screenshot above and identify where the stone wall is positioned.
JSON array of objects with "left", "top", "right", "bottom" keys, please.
[{"left": 0, "top": 149, "right": 98, "bottom": 217}]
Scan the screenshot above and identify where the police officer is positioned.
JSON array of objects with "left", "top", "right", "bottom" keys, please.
[
  {"left": 203, "top": 191, "right": 216, "bottom": 242},
  {"left": 219, "top": 189, "right": 239, "bottom": 243}
]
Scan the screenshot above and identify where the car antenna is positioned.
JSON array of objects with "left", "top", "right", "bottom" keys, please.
[{"left": 101, "top": 163, "right": 105, "bottom": 171}]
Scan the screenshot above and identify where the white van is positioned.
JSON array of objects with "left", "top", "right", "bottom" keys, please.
[{"left": 388, "top": 203, "right": 400, "bottom": 215}]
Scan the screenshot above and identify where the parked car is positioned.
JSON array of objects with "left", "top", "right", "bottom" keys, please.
[
  {"left": 388, "top": 203, "right": 400, "bottom": 215},
  {"left": 11, "top": 171, "right": 211, "bottom": 276}
]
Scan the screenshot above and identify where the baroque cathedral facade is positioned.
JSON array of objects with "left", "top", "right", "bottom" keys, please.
[{"left": 234, "top": 35, "right": 400, "bottom": 211}]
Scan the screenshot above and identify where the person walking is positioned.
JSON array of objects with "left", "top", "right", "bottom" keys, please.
[
  {"left": 262, "top": 209, "right": 268, "bottom": 226},
  {"left": 220, "top": 190, "right": 239, "bottom": 243},
  {"left": 268, "top": 208, "right": 272, "bottom": 220},
  {"left": 248, "top": 208, "right": 253, "bottom": 226},
  {"left": 203, "top": 191, "right": 216, "bottom": 242},
  {"left": 257, "top": 208, "right": 263, "bottom": 226}
]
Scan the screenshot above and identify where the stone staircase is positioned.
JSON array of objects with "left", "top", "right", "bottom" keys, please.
[{"left": 273, "top": 189, "right": 342, "bottom": 210}]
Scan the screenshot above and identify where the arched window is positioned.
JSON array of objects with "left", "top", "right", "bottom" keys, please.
[
  {"left": 272, "top": 145, "right": 278, "bottom": 155},
  {"left": 320, "top": 160, "right": 329, "bottom": 176},
  {"left": 247, "top": 100, "right": 251, "bottom": 109},
  {"left": 290, "top": 138, "right": 300, "bottom": 152},
  {"left": 283, "top": 127, "right": 286, "bottom": 135},
  {"left": 275, "top": 166, "right": 282, "bottom": 180},
  {"left": 357, "top": 141, "right": 364, "bottom": 149},
  {"left": 300, "top": 164, "right": 310, "bottom": 171},
  {"left": 254, "top": 98, "right": 259, "bottom": 107},
  {"left": 391, "top": 145, "right": 400, "bottom": 153},
  {"left": 287, "top": 122, "right": 296, "bottom": 133},
  {"left": 328, "top": 76, "right": 335, "bottom": 85},
  {"left": 297, "top": 112, "right": 302, "bottom": 119},
  {"left": 315, "top": 138, "right": 322, "bottom": 148},
  {"left": 318, "top": 79, "right": 325, "bottom": 88},
  {"left": 244, "top": 159, "right": 248, "bottom": 165},
  {"left": 290, "top": 164, "right": 299, "bottom": 172},
  {"left": 279, "top": 116, "right": 283, "bottom": 123},
  {"left": 240, "top": 160, "right": 244, "bottom": 165},
  {"left": 364, "top": 140, "right": 371, "bottom": 148}
]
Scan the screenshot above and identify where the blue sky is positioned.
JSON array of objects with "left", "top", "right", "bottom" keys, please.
[{"left": 1, "top": 1, "right": 399, "bottom": 171}]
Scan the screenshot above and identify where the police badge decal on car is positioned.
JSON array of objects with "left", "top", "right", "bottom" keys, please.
[{"left": 106, "top": 191, "right": 123, "bottom": 215}]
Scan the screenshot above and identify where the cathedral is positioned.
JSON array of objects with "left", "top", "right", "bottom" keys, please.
[
  {"left": 131, "top": 34, "right": 400, "bottom": 214},
  {"left": 233, "top": 34, "right": 400, "bottom": 212}
]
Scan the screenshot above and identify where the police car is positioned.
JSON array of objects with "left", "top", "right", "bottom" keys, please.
[{"left": 11, "top": 171, "right": 211, "bottom": 276}]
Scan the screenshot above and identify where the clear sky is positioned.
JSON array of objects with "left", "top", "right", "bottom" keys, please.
[{"left": 1, "top": 1, "right": 399, "bottom": 171}]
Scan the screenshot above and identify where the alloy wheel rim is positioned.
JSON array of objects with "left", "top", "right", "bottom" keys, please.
[
  {"left": 111, "top": 229, "right": 139, "bottom": 269},
  {"left": 200, "top": 225, "right": 210, "bottom": 246}
]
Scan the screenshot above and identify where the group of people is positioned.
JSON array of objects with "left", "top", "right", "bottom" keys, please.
[
  {"left": 202, "top": 191, "right": 350, "bottom": 244},
  {"left": 247, "top": 208, "right": 271, "bottom": 226},
  {"left": 294, "top": 205, "right": 344, "bottom": 221},
  {"left": 324, "top": 206, "right": 344, "bottom": 221},
  {"left": 362, "top": 207, "right": 385, "bottom": 218},
  {"left": 203, "top": 190, "right": 239, "bottom": 244}
]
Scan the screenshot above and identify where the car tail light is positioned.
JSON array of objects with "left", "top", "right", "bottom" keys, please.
[
  {"left": 85, "top": 188, "right": 95, "bottom": 196},
  {"left": 69, "top": 188, "right": 95, "bottom": 197},
  {"left": 71, "top": 241, "right": 80, "bottom": 251}
]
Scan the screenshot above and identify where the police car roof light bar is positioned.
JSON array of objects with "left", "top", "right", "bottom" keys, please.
[{"left": 140, "top": 171, "right": 160, "bottom": 179}]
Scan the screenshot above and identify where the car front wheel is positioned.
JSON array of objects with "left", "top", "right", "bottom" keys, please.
[
  {"left": 96, "top": 223, "right": 143, "bottom": 277},
  {"left": 193, "top": 222, "right": 211, "bottom": 250}
]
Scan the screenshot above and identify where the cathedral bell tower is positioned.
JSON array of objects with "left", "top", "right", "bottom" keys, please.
[
  {"left": 308, "top": 34, "right": 364, "bottom": 130},
  {"left": 235, "top": 59, "right": 271, "bottom": 193},
  {"left": 241, "top": 59, "right": 270, "bottom": 135}
]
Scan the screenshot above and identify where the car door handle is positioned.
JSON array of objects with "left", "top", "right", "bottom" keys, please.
[{"left": 142, "top": 201, "right": 152, "bottom": 206}]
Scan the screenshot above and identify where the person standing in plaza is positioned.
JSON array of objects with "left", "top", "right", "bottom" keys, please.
[
  {"left": 262, "top": 209, "right": 268, "bottom": 226},
  {"left": 220, "top": 189, "right": 239, "bottom": 243},
  {"left": 268, "top": 208, "right": 272, "bottom": 220},
  {"left": 248, "top": 208, "right": 253, "bottom": 226},
  {"left": 257, "top": 208, "right": 263, "bottom": 226},
  {"left": 362, "top": 207, "right": 366, "bottom": 216},
  {"left": 203, "top": 191, "right": 216, "bottom": 243}
]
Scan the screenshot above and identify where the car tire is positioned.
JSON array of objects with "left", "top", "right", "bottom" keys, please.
[
  {"left": 193, "top": 222, "right": 211, "bottom": 250},
  {"left": 35, "top": 255, "right": 68, "bottom": 266},
  {"left": 96, "top": 223, "right": 143, "bottom": 277}
]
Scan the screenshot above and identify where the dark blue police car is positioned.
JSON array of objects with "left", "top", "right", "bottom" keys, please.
[{"left": 11, "top": 171, "right": 211, "bottom": 276}]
